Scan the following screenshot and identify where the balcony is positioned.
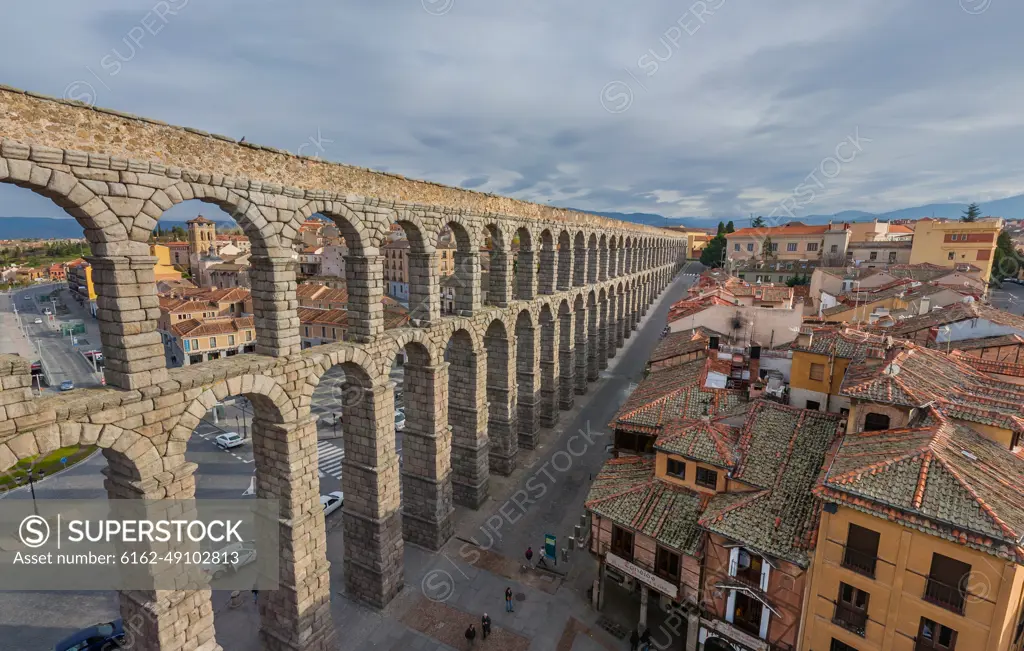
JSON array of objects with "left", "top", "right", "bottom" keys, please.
[
  {"left": 923, "top": 577, "right": 965, "bottom": 615},
  {"left": 841, "top": 545, "right": 878, "bottom": 579},
  {"left": 832, "top": 602, "right": 867, "bottom": 637}
]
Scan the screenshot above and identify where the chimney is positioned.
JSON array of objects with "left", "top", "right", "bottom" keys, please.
[
  {"left": 796, "top": 326, "right": 813, "bottom": 349},
  {"left": 708, "top": 335, "right": 720, "bottom": 358},
  {"left": 918, "top": 297, "right": 930, "bottom": 315}
]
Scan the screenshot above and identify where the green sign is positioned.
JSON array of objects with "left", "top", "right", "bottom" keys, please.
[{"left": 544, "top": 533, "right": 556, "bottom": 560}]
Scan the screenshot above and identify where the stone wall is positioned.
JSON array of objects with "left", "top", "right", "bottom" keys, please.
[{"left": 0, "top": 86, "right": 688, "bottom": 651}]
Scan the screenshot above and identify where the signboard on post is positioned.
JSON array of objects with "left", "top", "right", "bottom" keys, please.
[{"left": 544, "top": 533, "right": 556, "bottom": 560}]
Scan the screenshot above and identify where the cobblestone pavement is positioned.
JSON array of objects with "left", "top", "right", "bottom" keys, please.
[{"left": 208, "top": 271, "right": 694, "bottom": 651}]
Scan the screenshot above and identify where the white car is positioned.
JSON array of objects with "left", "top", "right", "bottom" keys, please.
[
  {"left": 321, "top": 491, "right": 344, "bottom": 517},
  {"left": 203, "top": 541, "right": 257, "bottom": 580},
  {"left": 394, "top": 409, "right": 406, "bottom": 431},
  {"left": 33, "top": 318, "right": 42, "bottom": 324},
  {"left": 215, "top": 432, "right": 244, "bottom": 449}
]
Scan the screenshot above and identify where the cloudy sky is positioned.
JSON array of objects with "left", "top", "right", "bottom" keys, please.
[{"left": 1, "top": 0, "right": 1022, "bottom": 224}]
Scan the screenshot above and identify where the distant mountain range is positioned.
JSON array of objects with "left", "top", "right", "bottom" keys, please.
[
  {"left": 566, "top": 193, "right": 1024, "bottom": 230},
  {"left": 3, "top": 193, "right": 1024, "bottom": 239},
  {"left": 0, "top": 218, "right": 238, "bottom": 240}
]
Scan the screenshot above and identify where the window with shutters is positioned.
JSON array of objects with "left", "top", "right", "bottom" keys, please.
[{"left": 809, "top": 363, "right": 825, "bottom": 381}]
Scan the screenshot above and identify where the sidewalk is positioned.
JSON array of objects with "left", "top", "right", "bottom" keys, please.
[{"left": 210, "top": 271, "right": 692, "bottom": 651}]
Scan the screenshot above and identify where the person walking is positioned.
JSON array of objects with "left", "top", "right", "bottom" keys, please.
[
  {"left": 525, "top": 546, "right": 534, "bottom": 566},
  {"left": 251, "top": 588, "right": 259, "bottom": 605},
  {"left": 629, "top": 629, "right": 640, "bottom": 651},
  {"left": 640, "top": 628, "right": 651, "bottom": 651},
  {"left": 505, "top": 586, "right": 514, "bottom": 612},
  {"left": 465, "top": 624, "right": 477, "bottom": 647},
  {"left": 481, "top": 613, "right": 491, "bottom": 640}
]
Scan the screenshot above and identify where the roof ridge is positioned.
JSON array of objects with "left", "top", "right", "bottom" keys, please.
[{"left": 931, "top": 450, "right": 1019, "bottom": 541}]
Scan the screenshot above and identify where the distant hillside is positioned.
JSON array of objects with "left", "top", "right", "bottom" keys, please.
[
  {"left": 4, "top": 191, "right": 1024, "bottom": 239},
  {"left": 0, "top": 217, "right": 238, "bottom": 240},
  {"left": 566, "top": 193, "right": 1024, "bottom": 230}
]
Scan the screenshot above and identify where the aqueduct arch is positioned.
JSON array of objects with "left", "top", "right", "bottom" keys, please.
[{"left": 0, "top": 85, "right": 686, "bottom": 651}]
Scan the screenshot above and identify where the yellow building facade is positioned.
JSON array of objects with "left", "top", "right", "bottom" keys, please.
[
  {"left": 908, "top": 218, "right": 1002, "bottom": 280},
  {"left": 804, "top": 503, "right": 1024, "bottom": 651}
]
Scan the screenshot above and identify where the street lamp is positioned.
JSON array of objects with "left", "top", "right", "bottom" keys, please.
[{"left": 15, "top": 469, "right": 46, "bottom": 516}]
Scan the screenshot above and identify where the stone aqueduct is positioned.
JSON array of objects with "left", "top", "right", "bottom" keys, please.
[{"left": 0, "top": 87, "right": 685, "bottom": 651}]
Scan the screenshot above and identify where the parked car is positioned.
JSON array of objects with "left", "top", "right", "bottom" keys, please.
[
  {"left": 214, "top": 432, "right": 244, "bottom": 449},
  {"left": 394, "top": 408, "right": 406, "bottom": 431},
  {"left": 321, "top": 491, "right": 344, "bottom": 517},
  {"left": 59, "top": 380, "right": 75, "bottom": 392},
  {"left": 202, "top": 541, "right": 257, "bottom": 580},
  {"left": 33, "top": 318, "right": 42, "bottom": 324},
  {"left": 54, "top": 619, "right": 125, "bottom": 651}
]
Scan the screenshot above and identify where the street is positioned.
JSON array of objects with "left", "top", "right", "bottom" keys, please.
[
  {"left": 1, "top": 284, "right": 103, "bottom": 393},
  {"left": 0, "top": 268, "right": 696, "bottom": 650},
  {"left": 988, "top": 280, "right": 1024, "bottom": 314}
]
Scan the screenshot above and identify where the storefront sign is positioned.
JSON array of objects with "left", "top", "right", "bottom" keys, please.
[{"left": 606, "top": 551, "right": 678, "bottom": 599}]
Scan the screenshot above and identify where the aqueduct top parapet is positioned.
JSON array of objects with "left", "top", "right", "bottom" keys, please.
[{"left": 0, "top": 85, "right": 683, "bottom": 237}]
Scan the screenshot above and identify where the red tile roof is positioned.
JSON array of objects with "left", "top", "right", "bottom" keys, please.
[{"left": 727, "top": 223, "right": 829, "bottom": 237}]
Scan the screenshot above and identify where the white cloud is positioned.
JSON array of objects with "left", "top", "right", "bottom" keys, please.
[{"left": 1, "top": 0, "right": 1022, "bottom": 223}]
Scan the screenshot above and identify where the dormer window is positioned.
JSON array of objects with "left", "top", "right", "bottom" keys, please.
[{"left": 695, "top": 466, "right": 718, "bottom": 489}]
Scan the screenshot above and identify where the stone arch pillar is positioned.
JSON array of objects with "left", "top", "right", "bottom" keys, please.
[
  {"left": 573, "top": 235, "right": 586, "bottom": 287},
  {"left": 615, "top": 292, "right": 626, "bottom": 350},
  {"left": 90, "top": 250, "right": 168, "bottom": 390},
  {"left": 451, "top": 249, "right": 481, "bottom": 315},
  {"left": 615, "top": 241, "right": 625, "bottom": 278},
  {"left": 606, "top": 292, "right": 617, "bottom": 360},
  {"left": 574, "top": 300, "right": 589, "bottom": 394},
  {"left": 487, "top": 237, "right": 513, "bottom": 307},
  {"left": 485, "top": 323, "right": 517, "bottom": 475},
  {"left": 599, "top": 239, "right": 609, "bottom": 282},
  {"left": 447, "top": 333, "right": 489, "bottom": 508},
  {"left": 251, "top": 415, "right": 337, "bottom": 651},
  {"left": 344, "top": 247, "right": 384, "bottom": 342},
  {"left": 341, "top": 379, "right": 403, "bottom": 608},
  {"left": 587, "top": 237, "right": 598, "bottom": 284},
  {"left": 558, "top": 304, "right": 575, "bottom": 410},
  {"left": 608, "top": 241, "right": 618, "bottom": 278},
  {"left": 516, "top": 314, "right": 541, "bottom": 449},
  {"left": 538, "top": 233, "right": 556, "bottom": 295},
  {"left": 516, "top": 236, "right": 537, "bottom": 301},
  {"left": 250, "top": 252, "right": 301, "bottom": 357},
  {"left": 557, "top": 234, "right": 573, "bottom": 291},
  {"left": 539, "top": 310, "right": 559, "bottom": 428},
  {"left": 597, "top": 296, "right": 609, "bottom": 370},
  {"left": 408, "top": 249, "right": 441, "bottom": 325},
  {"left": 401, "top": 351, "right": 455, "bottom": 550},
  {"left": 587, "top": 297, "right": 599, "bottom": 382},
  {"left": 102, "top": 457, "right": 222, "bottom": 651},
  {"left": 623, "top": 289, "right": 634, "bottom": 340}
]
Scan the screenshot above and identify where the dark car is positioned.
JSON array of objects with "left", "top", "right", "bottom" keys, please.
[{"left": 54, "top": 619, "right": 124, "bottom": 651}]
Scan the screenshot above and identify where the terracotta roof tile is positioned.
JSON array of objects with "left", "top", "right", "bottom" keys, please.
[{"left": 816, "top": 409, "right": 1024, "bottom": 562}]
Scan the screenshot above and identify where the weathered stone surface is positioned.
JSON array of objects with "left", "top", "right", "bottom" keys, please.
[{"left": 0, "top": 85, "right": 687, "bottom": 651}]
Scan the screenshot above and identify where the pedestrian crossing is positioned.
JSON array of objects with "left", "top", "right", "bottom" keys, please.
[{"left": 317, "top": 440, "right": 345, "bottom": 480}]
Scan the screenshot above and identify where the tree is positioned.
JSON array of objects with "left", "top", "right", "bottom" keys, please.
[
  {"left": 961, "top": 203, "right": 981, "bottom": 222},
  {"left": 725, "top": 221, "right": 735, "bottom": 233},
  {"left": 700, "top": 232, "right": 727, "bottom": 268},
  {"left": 751, "top": 216, "right": 766, "bottom": 228},
  {"left": 991, "top": 229, "right": 1020, "bottom": 281},
  {"left": 761, "top": 236, "right": 774, "bottom": 259},
  {"left": 786, "top": 273, "right": 810, "bottom": 287},
  {"left": 716, "top": 222, "right": 726, "bottom": 236}
]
